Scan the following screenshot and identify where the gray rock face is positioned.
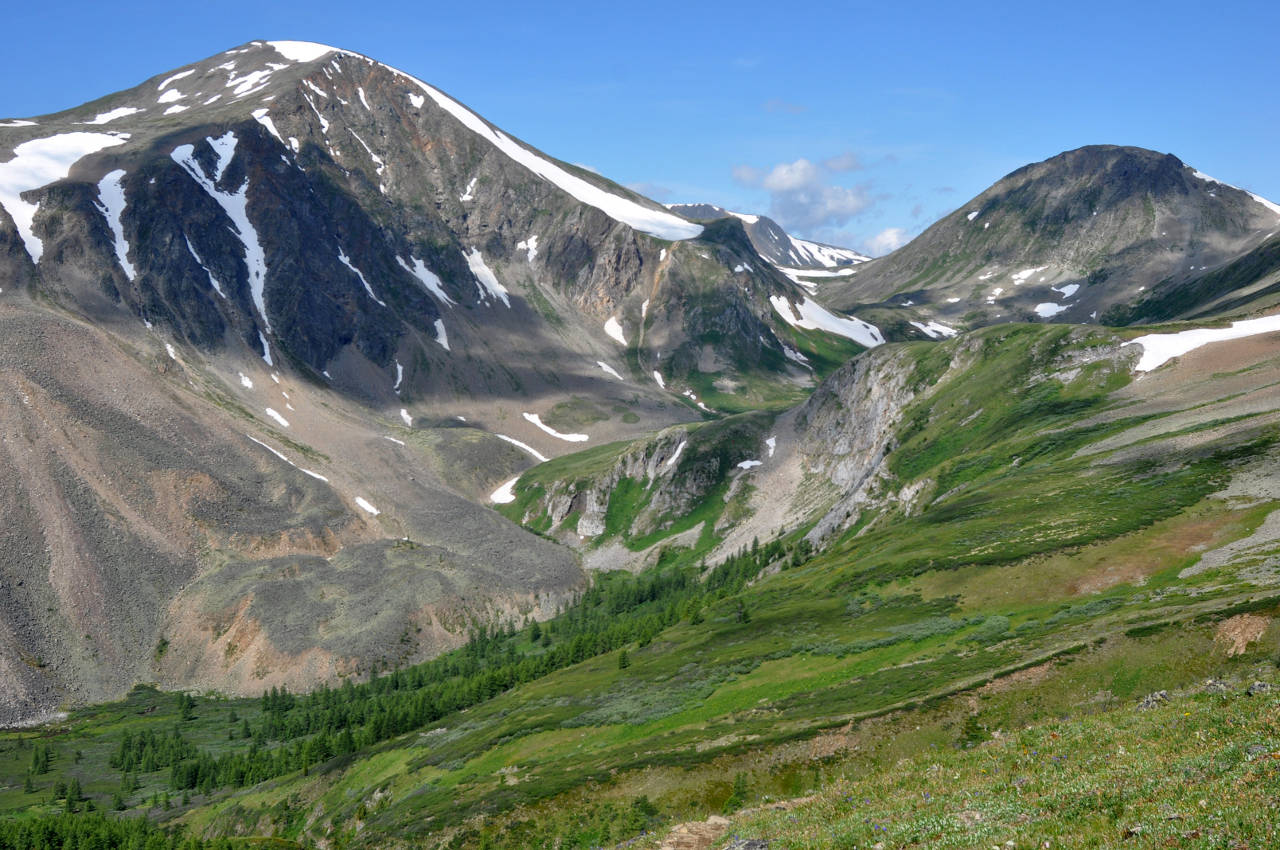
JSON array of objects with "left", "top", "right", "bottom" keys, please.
[{"left": 0, "top": 41, "right": 828, "bottom": 407}]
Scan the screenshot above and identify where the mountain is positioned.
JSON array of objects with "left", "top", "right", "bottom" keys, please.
[
  {"left": 0, "top": 40, "right": 896, "bottom": 723},
  {"left": 819, "top": 145, "right": 1280, "bottom": 327},
  {"left": 668, "top": 202, "right": 870, "bottom": 270}
]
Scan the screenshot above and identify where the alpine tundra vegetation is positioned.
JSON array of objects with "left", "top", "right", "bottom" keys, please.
[{"left": 1, "top": 23, "right": 1279, "bottom": 850}]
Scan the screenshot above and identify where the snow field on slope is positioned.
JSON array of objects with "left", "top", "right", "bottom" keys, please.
[
  {"left": 465, "top": 248, "right": 510, "bottom": 306},
  {"left": 490, "top": 477, "right": 520, "bottom": 504},
  {"left": 495, "top": 434, "right": 549, "bottom": 463},
  {"left": 604, "top": 317, "right": 627, "bottom": 346},
  {"left": 522, "top": 412, "right": 588, "bottom": 442},
  {"left": 85, "top": 107, "right": 142, "bottom": 125},
  {"left": 171, "top": 132, "right": 271, "bottom": 331},
  {"left": 787, "top": 236, "right": 869, "bottom": 267},
  {"left": 1126, "top": 313, "right": 1280, "bottom": 372},
  {"left": 246, "top": 434, "right": 327, "bottom": 481},
  {"left": 769, "top": 295, "right": 884, "bottom": 348},
  {"left": 95, "top": 169, "right": 135, "bottom": 280},
  {"left": 338, "top": 249, "right": 387, "bottom": 306},
  {"left": 0, "top": 132, "right": 129, "bottom": 262},
  {"left": 908, "top": 321, "right": 958, "bottom": 339},
  {"left": 396, "top": 256, "right": 455, "bottom": 305}
]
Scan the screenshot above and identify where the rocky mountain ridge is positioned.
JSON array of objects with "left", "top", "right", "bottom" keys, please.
[{"left": 820, "top": 145, "right": 1280, "bottom": 329}]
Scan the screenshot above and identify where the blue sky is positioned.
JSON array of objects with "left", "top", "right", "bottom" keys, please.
[{"left": 2, "top": 0, "right": 1276, "bottom": 255}]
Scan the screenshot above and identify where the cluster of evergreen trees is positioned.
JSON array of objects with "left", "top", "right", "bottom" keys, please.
[{"left": 0, "top": 813, "right": 234, "bottom": 850}]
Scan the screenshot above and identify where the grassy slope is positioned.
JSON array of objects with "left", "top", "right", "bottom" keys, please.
[
  {"left": 3, "top": 323, "right": 1279, "bottom": 848},
  {"left": 724, "top": 662, "right": 1280, "bottom": 849}
]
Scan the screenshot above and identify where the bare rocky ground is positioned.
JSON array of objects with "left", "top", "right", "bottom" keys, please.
[{"left": 0, "top": 291, "right": 585, "bottom": 724}]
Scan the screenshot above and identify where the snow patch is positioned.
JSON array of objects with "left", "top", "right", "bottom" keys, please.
[
  {"left": 408, "top": 92, "right": 424, "bottom": 108},
  {"left": 459, "top": 177, "right": 477, "bottom": 202},
  {"left": 523, "top": 412, "right": 588, "bottom": 442},
  {"left": 157, "top": 69, "right": 195, "bottom": 90},
  {"left": 171, "top": 133, "right": 271, "bottom": 330},
  {"left": 393, "top": 360, "right": 403, "bottom": 392},
  {"left": 85, "top": 107, "right": 141, "bottom": 125},
  {"left": 357, "top": 87, "right": 371, "bottom": 110},
  {"left": 157, "top": 88, "right": 184, "bottom": 104},
  {"left": 302, "top": 93, "right": 329, "bottom": 133},
  {"left": 495, "top": 433, "right": 549, "bottom": 462},
  {"left": 1052, "top": 283, "right": 1080, "bottom": 299},
  {"left": 464, "top": 248, "right": 510, "bottom": 306},
  {"left": 1011, "top": 266, "right": 1047, "bottom": 285},
  {"left": 1034, "top": 302, "right": 1069, "bottom": 318},
  {"left": 765, "top": 436, "right": 776, "bottom": 458},
  {"left": 604, "top": 316, "right": 627, "bottom": 345},
  {"left": 517, "top": 235, "right": 538, "bottom": 262},
  {"left": 652, "top": 371, "right": 666, "bottom": 389},
  {"left": 597, "top": 361, "right": 624, "bottom": 380},
  {"left": 490, "top": 477, "right": 520, "bottom": 504},
  {"left": 396, "top": 255, "right": 454, "bottom": 305},
  {"left": 0, "top": 132, "right": 129, "bottom": 262},
  {"left": 776, "top": 266, "right": 857, "bottom": 284},
  {"left": 259, "top": 332, "right": 273, "bottom": 366},
  {"left": 400, "top": 408, "right": 413, "bottom": 426},
  {"left": 95, "top": 169, "right": 135, "bottom": 280},
  {"left": 769, "top": 295, "right": 884, "bottom": 347},
  {"left": 269, "top": 41, "right": 337, "bottom": 62},
  {"left": 433, "top": 319, "right": 450, "bottom": 351},
  {"left": 909, "top": 320, "right": 958, "bottom": 339},
  {"left": 239, "top": 372, "right": 253, "bottom": 389},
  {"left": 251, "top": 108, "right": 283, "bottom": 143},
  {"left": 737, "top": 460, "right": 762, "bottom": 470},
  {"left": 1126, "top": 312, "right": 1280, "bottom": 372},
  {"left": 384, "top": 436, "right": 405, "bottom": 446},
  {"left": 265, "top": 408, "right": 289, "bottom": 427},
  {"left": 665, "top": 440, "right": 687, "bottom": 468},
  {"left": 338, "top": 248, "right": 386, "bottom": 306},
  {"left": 354, "top": 496, "right": 380, "bottom": 516}
]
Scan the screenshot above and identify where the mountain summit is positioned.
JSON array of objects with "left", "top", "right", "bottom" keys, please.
[{"left": 820, "top": 144, "right": 1280, "bottom": 325}]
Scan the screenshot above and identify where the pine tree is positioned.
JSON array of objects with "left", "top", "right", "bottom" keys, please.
[{"left": 618, "top": 650, "right": 630, "bottom": 670}]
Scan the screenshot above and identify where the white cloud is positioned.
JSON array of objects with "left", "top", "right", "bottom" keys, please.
[
  {"left": 761, "top": 158, "right": 822, "bottom": 192},
  {"left": 865, "top": 227, "right": 909, "bottom": 256},
  {"left": 733, "top": 154, "right": 875, "bottom": 232}
]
